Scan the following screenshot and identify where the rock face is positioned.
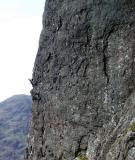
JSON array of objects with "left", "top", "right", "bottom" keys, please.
[
  {"left": 26, "top": 0, "right": 135, "bottom": 160},
  {"left": 0, "top": 95, "right": 32, "bottom": 160}
]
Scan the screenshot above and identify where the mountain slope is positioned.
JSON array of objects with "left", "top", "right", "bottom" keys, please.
[{"left": 0, "top": 94, "right": 32, "bottom": 160}]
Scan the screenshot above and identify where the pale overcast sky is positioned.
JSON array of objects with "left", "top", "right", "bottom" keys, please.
[{"left": 0, "top": 0, "right": 45, "bottom": 101}]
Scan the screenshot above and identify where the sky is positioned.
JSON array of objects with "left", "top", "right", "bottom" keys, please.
[{"left": 0, "top": 0, "right": 45, "bottom": 101}]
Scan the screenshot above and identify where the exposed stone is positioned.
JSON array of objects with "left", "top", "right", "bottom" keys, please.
[{"left": 26, "top": 0, "right": 135, "bottom": 160}]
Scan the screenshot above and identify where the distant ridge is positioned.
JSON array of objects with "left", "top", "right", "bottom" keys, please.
[
  {"left": 0, "top": 94, "right": 31, "bottom": 104},
  {"left": 0, "top": 94, "right": 32, "bottom": 160}
]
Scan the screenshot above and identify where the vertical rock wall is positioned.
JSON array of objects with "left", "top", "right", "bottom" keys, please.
[{"left": 26, "top": 0, "right": 135, "bottom": 160}]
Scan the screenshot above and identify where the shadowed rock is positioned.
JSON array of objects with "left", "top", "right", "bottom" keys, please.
[{"left": 26, "top": 0, "right": 135, "bottom": 160}]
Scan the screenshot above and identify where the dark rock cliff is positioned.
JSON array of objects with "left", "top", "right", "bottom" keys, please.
[{"left": 26, "top": 0, "right": 135, "bottom": 160}]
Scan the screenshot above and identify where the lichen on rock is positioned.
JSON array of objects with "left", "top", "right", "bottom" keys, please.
[
  {"left": 129, "top": 121, "right": 135, "bottom": 133},
  {"left": 75, "top": 153, "right": 89, "bottom": 160}
]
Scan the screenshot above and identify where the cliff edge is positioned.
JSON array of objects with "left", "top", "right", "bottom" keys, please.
[{"left": 26, "top": 0, "right": 135, "bottom": 160}]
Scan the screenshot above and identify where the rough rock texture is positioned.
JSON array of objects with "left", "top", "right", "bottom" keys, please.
[{"left": 26, "top": 0, "right": 135, "bottom": 160}]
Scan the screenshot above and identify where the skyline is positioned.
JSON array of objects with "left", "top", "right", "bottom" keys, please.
[
  {"left": 0, "top": 0, "right": 45, "bottom": 101},
  {"left": 0, "top": 0, "right": 45, "bottom": 16}
]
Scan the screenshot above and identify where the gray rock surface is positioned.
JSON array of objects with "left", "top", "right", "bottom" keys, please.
[{"left": 26, "top": 0, "right": 135, "bottom": 160}]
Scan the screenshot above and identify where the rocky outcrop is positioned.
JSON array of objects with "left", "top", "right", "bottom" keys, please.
[{"left": 26, "top": 0, "right": 135, "bottom": 160}]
